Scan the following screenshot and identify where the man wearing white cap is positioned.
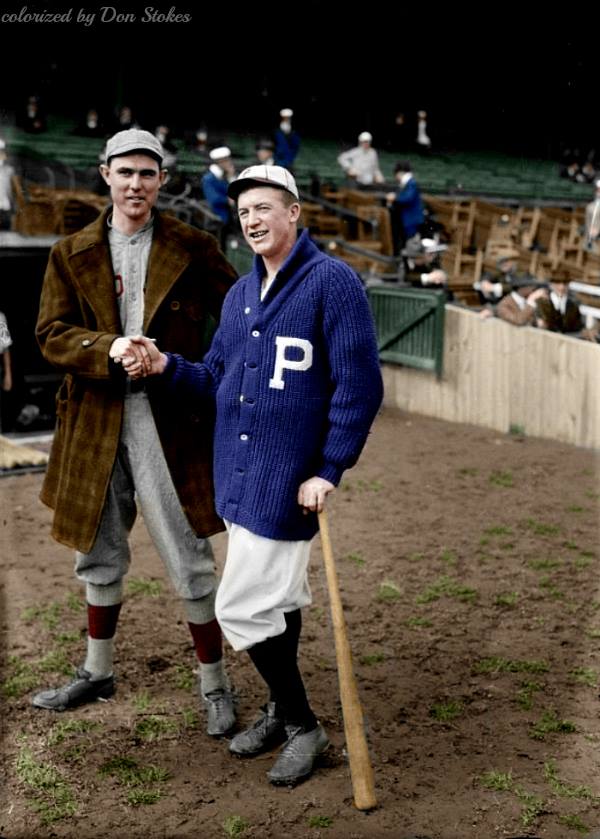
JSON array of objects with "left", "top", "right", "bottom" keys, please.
[
  {"left": 202, "top": 146, "right": 237, "bottom": 247},
  {"left": 337, "top": 131, "right": 384, "bottom": 187},
  {"left": 127, "top": 163, "right": 383, "bottom": 786},
  {"left": 274, "top": 108, "right": 300, "bottom": 170},
  {"left": 32, "top": 128, "right": 238, "bottom": 737}
]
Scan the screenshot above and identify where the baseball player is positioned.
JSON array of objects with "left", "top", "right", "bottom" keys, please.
[
  {"left": 32, "top": 128, "right": 238, "bottom": 737},
  {"left": 126, "top": 164, "right": 384, "bottom": 785}
]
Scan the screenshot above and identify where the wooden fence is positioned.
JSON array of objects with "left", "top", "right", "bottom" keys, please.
[{"left": 382, "top": 305, "right": 600, "bottom": 450}]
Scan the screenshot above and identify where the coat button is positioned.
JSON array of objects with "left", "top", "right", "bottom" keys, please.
[
  {"left": 170, "top": 300, "right": 181, "bottom": 311},
  {"left": 82, "top": 338, "right": 91, "bottom": 346}
]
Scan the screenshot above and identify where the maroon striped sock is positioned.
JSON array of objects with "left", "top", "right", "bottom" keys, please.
[
  {"left": 188, "top": 618, "right": 223, "bottom": 664},
  {"left": 87, "top": 603, "right": 122, "bottom": 640}
]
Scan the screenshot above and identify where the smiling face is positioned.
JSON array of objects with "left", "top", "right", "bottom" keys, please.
[
  {"left": 100, "top": 153, "right": 166, "bottom": 233},
  {"left": 236, "top": 186, "right": 300, "bottom": 271}
]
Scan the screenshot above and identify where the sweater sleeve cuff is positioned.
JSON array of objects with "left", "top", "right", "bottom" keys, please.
[{"left": 317, "top": 462, "right": 345, "bottom": 487}]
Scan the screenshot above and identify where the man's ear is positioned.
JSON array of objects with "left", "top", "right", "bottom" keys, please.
[
  {"left": 159, "top": 169, "right": 169, "bottom": 186},
  {"left": 99, "top": 164, "right": 110, "bottom": 185},
  {"left": 290, "top": 202, "right": 301, "bottom": 222}
]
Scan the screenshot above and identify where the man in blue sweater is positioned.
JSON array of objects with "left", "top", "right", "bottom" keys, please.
[{"left": 126, "top": 164, "right": 383, "bottom": 786}]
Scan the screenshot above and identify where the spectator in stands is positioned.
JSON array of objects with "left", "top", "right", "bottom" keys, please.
[
  {"left": 112, "top": 105, "right": 137, "bottom": 133},
  {"left": 495, "top": 276, "right": 548, "bottom": 326},
  {"left": 255, "top": 138, "right": 275, "bottom": 166},
  {"left": 21, "top": 95, "right": 47, "bottom": 134},
  {"left": 337, "top": 132, "right": 385, "bottom": 188},
  {"left": 154, "top": 125, "right": 177, "bottom": 154},
  {"left": 536, "top": 273, "right": 583, "bottom": 334},
  {"left": 474, "top": 249, "right": 521, "bottom": 306},
  {"left": 401, "top": 238, "right": 452, "bottom": 300},
  {"left": 386, "top": 161, "right": 425, "bottom": 254},
  {"left": 584, "top": 178, "right": 600, "bottom": 251},
  {"left": 72, "top": 108, "right": 105, "bottom": 139},
  {"left": 0, "top": 141, "right": 16, "bottom": 231},
  {"left": 274, "top": 108, "right": 301, "bottom": 170},
  {"left": 202, "top": 146, "right": 237, "bottom": 248},
  {"left": 416, "top": 110, "right": 432, "bottom": 155},
  {"left": 188, "top": 127, "right": 210, "bottom": 161},
  {"left": 0, "top": 309, "right": 13, "bottom": 432}
]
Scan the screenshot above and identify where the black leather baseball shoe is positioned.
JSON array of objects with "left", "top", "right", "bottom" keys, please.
[
  {"left": 31, "top": 667, "right": 115, "bottom": 712},
  {"left": 203, "top": 687, "right": 237, "bottom": 737},
  {"left": 229, "top": 701, "right": 286, "bottom": 756},
  {"left": 267, "top": 722, "right": 329, "bottom": 785}
]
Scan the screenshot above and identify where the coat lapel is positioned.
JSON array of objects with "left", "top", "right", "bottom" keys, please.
[
  {"left": 68, "top": 209, "right": 121, "bottom": 332},
  {"left": 143, "top": 221, "right": 192, "bottom": 332}
]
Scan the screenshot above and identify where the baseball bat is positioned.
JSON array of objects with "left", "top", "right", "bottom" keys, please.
[{"left": 318, "top": 508, "right": 377, "bottom": 811}]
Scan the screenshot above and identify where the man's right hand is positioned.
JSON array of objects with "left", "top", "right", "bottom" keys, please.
[{"left": 125, "top": 336, "right": 168, "bottom": 378}]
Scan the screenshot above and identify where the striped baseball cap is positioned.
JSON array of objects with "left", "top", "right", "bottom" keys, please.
[{"left": 227, "top": 164, "right": 299, "bottom": 200}]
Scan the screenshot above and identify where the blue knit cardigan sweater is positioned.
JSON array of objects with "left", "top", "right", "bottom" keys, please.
[{"left": 161, "top": 229, "right": 383, "bottom": 540}]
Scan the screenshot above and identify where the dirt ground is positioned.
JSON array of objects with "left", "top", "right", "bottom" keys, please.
[{"left": 2, "top": 406, "right": 600, "bottom": 839}]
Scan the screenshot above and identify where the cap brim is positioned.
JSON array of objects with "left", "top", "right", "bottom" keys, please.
[{"left": 227, "top": 177, "right": 298, "bottom": 200}]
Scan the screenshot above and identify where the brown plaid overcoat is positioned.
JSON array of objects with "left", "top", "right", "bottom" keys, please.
[{"left": 36, "top": 207, "right": 238, "bottom": 553}]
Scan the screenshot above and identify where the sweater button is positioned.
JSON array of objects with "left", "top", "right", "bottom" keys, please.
[
  {"left": 240, "top": 433, "right": 248, "bottom": 441},
  {"left": 251, "top": 330, "right": 260, "bottom": 337},
  {"left": 244, "top": 307, "right": 251, "bottom": 314},
  {"left": 82, "top": 338, "right": 91, "bottom": 346}
]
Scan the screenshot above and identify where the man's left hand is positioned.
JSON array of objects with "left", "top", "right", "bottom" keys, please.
[{"left": 297, "top": 476, "right": 335, "bottom": 514}]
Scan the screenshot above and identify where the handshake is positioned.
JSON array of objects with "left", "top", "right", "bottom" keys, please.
[{"left": 108, "top": 335, "right": 167, "bottom": 379}]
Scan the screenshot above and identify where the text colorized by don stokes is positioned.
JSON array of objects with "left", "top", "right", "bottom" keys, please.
[{"left": 0, "top": 6, "right": 192, "bottom": 25}]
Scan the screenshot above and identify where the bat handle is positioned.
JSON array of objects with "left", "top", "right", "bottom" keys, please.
[{"left": 318, "top": 509, "right": 377, "bottom": 811}]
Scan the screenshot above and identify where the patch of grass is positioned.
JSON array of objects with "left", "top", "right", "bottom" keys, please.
[
  {"left": 98, "top": 756, "right": 169, "bottom": 787},
  {"left": 574, "top": 555, "right": 593, "bottom": 570},
  {"left": 47, "top": 720, "right": 99, "bottom": 747},
  {"left": 567, "top": 505, "right": 585, "bottom": 513},
  {"left": 133, "top": 715, "right": 178, "bottom": 741},
  {"left": 55, "top": 631, "right": 80, "bottom": 647},
  {"left": 539, "top": 577, "right": 564, "bottom": 599},
  {"left": 310, "top": 606, "right": 324, "bottom": 621},
  {"left": 439, "top": 549, "right": 457, "bottom": 565},
  {"left": 66, "top": 592, "right": 84, "bottom": 612},
  {"left": 530, "top": 710, "right": 576, "bottom": 741},
  {"left": 509, "top": 423, "right": 525, "bottom": 436},
  {"left": 308, "top": 815, "right": 334, "bottom": 828},
  {"left": 127, "top": 789, "right": 162, "bottom": 806},
  {"left": 37, "top": 648, "right": 72, "bottom": 675},
  {"left": 20, "top": 602, "right": 63, "bottom": 629},
  {"left": 473, "top": 657, "right": 549, "bottom": 675},
  {"left": 16, "top": 746, "right": 77, "bottom": 824},
  {"left": 345, "top": 552, "right": 366, "bottom": 568},
  {"left": 408, "top": 552, "right": 425, "bottom": 562},
  {"left": 515, "top": 681, "right": 543, "bottom": 710},
  {"left": 544, "top": 761, "right": 596, "bottom": 800},
  {"left": 489, "top": 470, "right": 514, "bottom": 487},
  {"left": 479, "top": 769, "right": 513, "bottom": 791},
  {"left": 174, "top": 664, "right": 195, "bottom": 691},
  {"left": 558, "top": 814, "right": 589, "bottom": 833},
  {"left": 495, "top": 592, "right": 519, "bottom": 607},
  {"left": 483, "top": 525, "right": 513, "bottom": 537},
  {"left": 515, "top": 786, "right": 545, "bottom": 827},
  {"left": 223, "top": 815, "right": 249, "bottom": 837},
  {"left": 180, "top": 708, "right": 200, "bottom": 729},
  {"left": 376, "top": 581, "right": 402, "bottom": 602},
  {"left": 429, "top": 700, "right": 463, "bottom": 722},
  {"left": 584, "top": 489, "right": 600, "bottom": 500},
  {"left": 416, "top": 575, "right": 477, "bottom": 604},
  {"left": 524, "top": 518, "right": 560, "bottom": 537},
  {"left": 127, "top": 577, "right": 162, "bottom": 597},
  {"left": 569, "top": 667, "right": 597, "bottom": 687},
  {"left": 2, "top": 656, "right": 38, "bottom": 698},
  {"left": 132, "top": 690, "right": 152, "bottom": 712},
  {"left": 406, "top": 616, "right": 432, "bottom": 629},
  {"left": 359, "top": 652, "right": 386, "bottom": 666},
  {"left": 528, "top": 558, "right": 561, "bottom": 571}
]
